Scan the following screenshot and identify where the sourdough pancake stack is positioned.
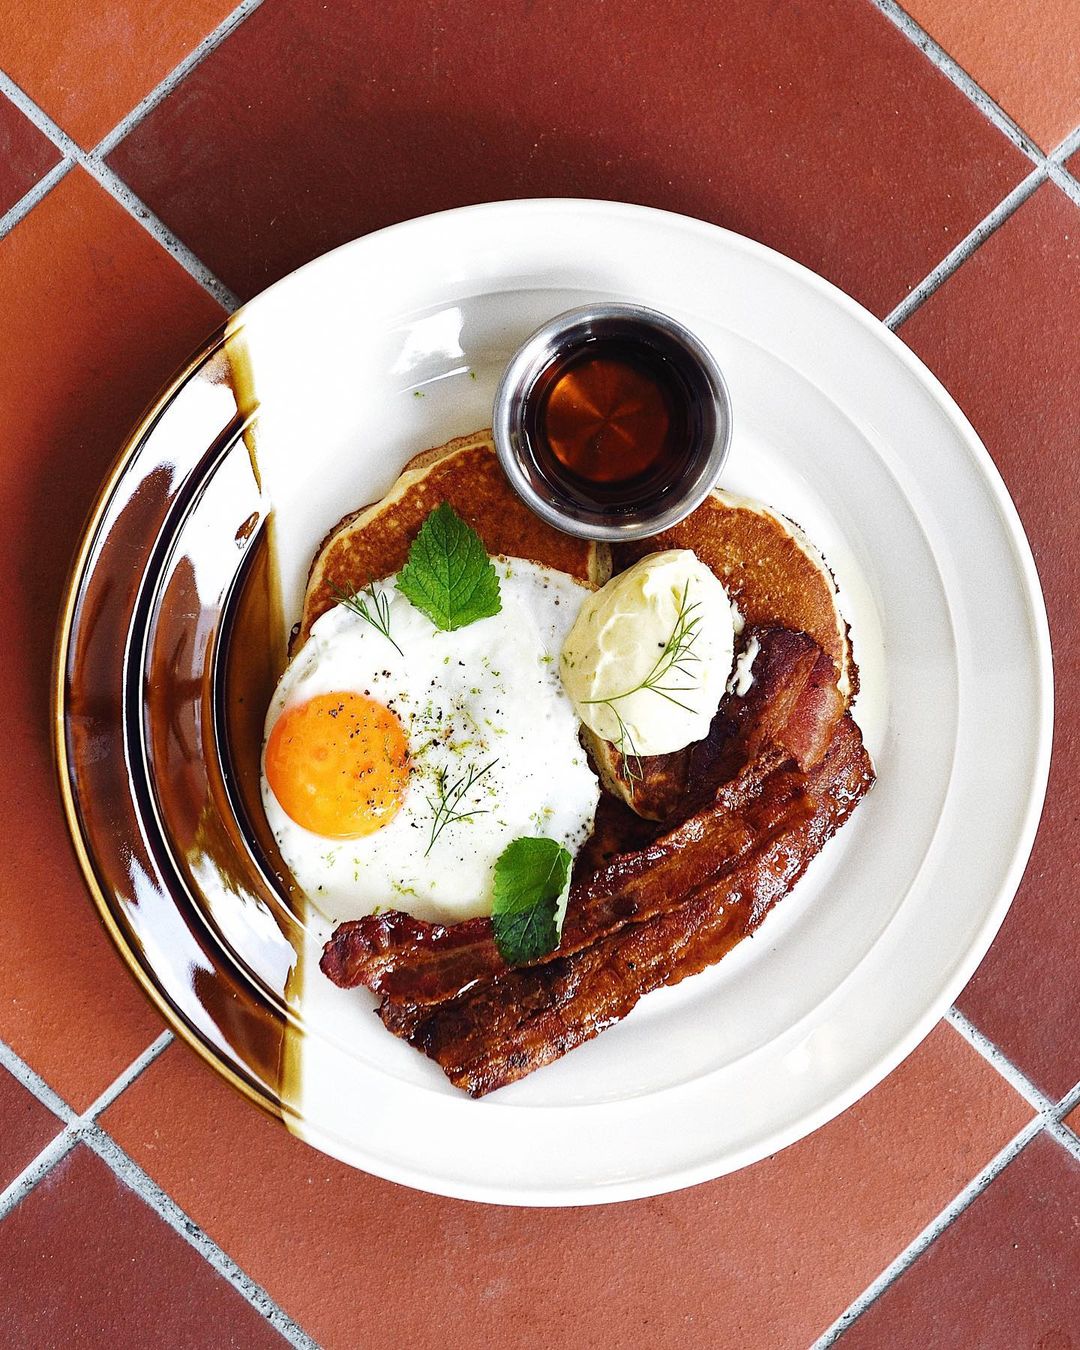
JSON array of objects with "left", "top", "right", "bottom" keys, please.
[
  {"left": 578, "top": 490, "right": 855, "bottom": 815},
  {"left": 298, "top": 431, "right": 855, "bottom": 823},
  {"left": 297, "top": 430, "right": 609, "bottom": 650},
  {"left": 611, "top": 489, "right": 854, "bottom": 700}
]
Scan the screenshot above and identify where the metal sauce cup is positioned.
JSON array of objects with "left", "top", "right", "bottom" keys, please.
[{"left": 493, "top": 303, "right": 732, "bottom": 541}]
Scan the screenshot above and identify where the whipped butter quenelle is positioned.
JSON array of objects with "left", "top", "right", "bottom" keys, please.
[{"left": 559, "top": 550, "right": 736, "bottom": 756}]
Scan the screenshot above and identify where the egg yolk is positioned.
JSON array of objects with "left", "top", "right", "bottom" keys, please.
[{"left": 265, "top": 692, "right": 409, "bottom": 838}]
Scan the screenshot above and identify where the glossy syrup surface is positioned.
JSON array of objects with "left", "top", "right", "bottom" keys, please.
[{"left": 524, "top": 337, "right": 699, "bottom": 510}]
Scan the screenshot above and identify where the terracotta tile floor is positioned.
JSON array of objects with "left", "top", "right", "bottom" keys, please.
[
  {"left": 0, "top": 96, "right": 59, "bottom": 217},
  {"left": 99, "top": 1027, "right": 1031, "bottom": 1350},
  {"left": 839, "top": 1133, "right": 1080, "bottom": 1347},
  {"left": 1, "top": 2, "right": 1078, "bottom": 1347},
  {"left": 0, "top": 1069, "right": 59, "bottom": 1193},
  {"left": 0, "top": 0, "right": 240, "bottom": 148},
  {"left": 0, "top": 168, "right": 223, "bottom": 1110},
  {"left": 0, "top": 1145, "right": 285, "bottom": 1346},
  {"left": 900, "top": 0, "right": 1080, "bottom": 152},
  {"left": 105, "top": 0, "right": 1028, "bottom": 313}
]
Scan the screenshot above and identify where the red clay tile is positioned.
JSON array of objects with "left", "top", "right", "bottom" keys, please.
[
  {"left": 0, "top": 169, "right": 223, "bottom": 1108},
  {"left": 107, "top": 0, "right": 1027, "bottom": 313},
  {"left": 899, "top": 184, "right": 1080, "bottom": 1100},
  {"left": 101, "top": 1024, "right": 1031, "bottom": 1350},
  {"left": 840, "top": 1133, "right": 1080, "bottom": 1348},
  {"left": 0, "top": 1067, "right": 60, "bottom": 1191},
  {"left": 0, "top": 94, "right": 60, "bottom": 217},
  {"left": 901, "top": 0, "right": 1080, "bottom": 152},
  {"left": 0, "top": 1143, "right": 283, "bottom": 1347},
  {"left": 1067, "top": 1104, "right": 1080, "bottom": 1135},
  {"left": 0, "top": 0, "right": 239, "bottom": 149}
]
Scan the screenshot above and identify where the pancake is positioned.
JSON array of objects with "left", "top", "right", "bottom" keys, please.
[
  {"left": 297, "top": 444, "right": 853, "bottom": 823},
  {"left": 592, "top": 490, "right": 856, "bottom": 817},
  {"left": 296, "top": 430, "right": 610, "bottom": 649},
  {"left": 612, "top": 489, "right": 854, "bottom": 699}
]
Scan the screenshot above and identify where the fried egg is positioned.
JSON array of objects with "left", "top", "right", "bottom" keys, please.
[{"left": 261, "top": 559, "right": 600, "bottom": 924}]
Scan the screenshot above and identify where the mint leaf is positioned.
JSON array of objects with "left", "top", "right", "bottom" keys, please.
[
  {"left": 491, "top": 837, "right": 572, "bottom": 966},
  {"left": 396, "top": 502, "right": 501, "bottom": 631}
]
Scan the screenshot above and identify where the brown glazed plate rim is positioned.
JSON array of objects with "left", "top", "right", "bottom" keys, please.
[{"left": 52, "top": 322, "right": 286, "bottom": 1121}]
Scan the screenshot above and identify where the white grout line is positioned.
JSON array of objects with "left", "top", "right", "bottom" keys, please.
[
  {"left": 818, "top": 1018, "right": 1080, "bottom": 1345},
  {"left": 1043, "top": 112, "right": 1080, "bottom": 203},
  {"left": 1048, "top": 1078, "right": 1080, "bottom": 1163},
  {"left": 1045, "top": 161, "right": 1080, "bottom": 207},
  {"left": 944, "top": 1007, "right": 1056, "bottom": 1115},
  {"left": 83, "top": 157, "right": 241, "bottom": 308},
  {"left": 0, "top": 1031, "right": 172, "bottom": 1220},
  {"left": 0, "top": 1134, "right": 79, "bottom": 1221},
  {"left": 1048, "top": 1121, "right": 1080, "bottom": 1163},
  {"left": 948, "top": 1008, "right": 1080, "bottom": 1151},
  {"left": 866, "top": 0, "right": 1043, "bottom": 163},
  {"left": 811, "top": 1114, "right": 1046, "bottom": 1348},
  {"left": 0, "top": 68, "right": 79, "bottom": 155},
  {"left": 0, "top": 1030, "right": 314, "bottom": 1344},
  {"left": 0, "top": 1037, "right": 77, "bottom": 1125},
  {"left": 869, "top": 1, "right": 1080, "bottom": 228},
  {"left": 0, "top": 156, "right": 75, "bottom": 238},
  {"left": 0, "top": 68, "right": 239, "bottom": 308},
  {"left": 82, "top": 1030, "right": 175, "bottom": 1118},
  {"left": 885, "top": 168, "right": 1045, "bottom": 328},
  {"left": 1049, "top": 121, "right": 1080, "bottom": 163},
  {"left": 94, "top": 0, "right": 268, "bottom": 158},
  {"left": 1053, "top": 1077, "right": 1080, "bottom": 1120},
  {"left": 0, "top": 0, "right": 266, "bottom": 293},
  {"left": 79, "top": 1126, "right": 318, "bottom": 1348}
]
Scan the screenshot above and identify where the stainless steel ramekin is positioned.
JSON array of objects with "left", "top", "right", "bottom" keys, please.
[{"left": 492, "top": 302, "right": 732, "bottom": 541}]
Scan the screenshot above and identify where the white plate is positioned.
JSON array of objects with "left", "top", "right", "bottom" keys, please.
[{"left": 222, "top": 200, "right": 1050, "bottom": 1202}]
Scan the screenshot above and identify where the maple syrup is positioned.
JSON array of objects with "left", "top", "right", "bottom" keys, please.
[
  {"left": 525, "top": 338, "right": 699, "bottom": 510},
  {"left": 495, "top": 303, "right": 732, "bottom": 539}
]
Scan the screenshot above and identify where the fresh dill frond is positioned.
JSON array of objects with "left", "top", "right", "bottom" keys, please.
[
  {"left": 425, "top": 758, "right": 499, "bottom": 856},
  {"left": 604, "top": 700, "right": 645, "bottom": 789},
  {"left": 584, "top": 580, "right": 703, "bottom": 715},
  {"left": 328, "top": 580, "right": 404, "bottom": 657},
  {"left": 582, "top": 580, "right": 704, "bottom": 795}
]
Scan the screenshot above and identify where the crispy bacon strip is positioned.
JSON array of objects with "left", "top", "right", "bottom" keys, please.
[
  {"left": 326, "top": 769, "right": 813, "bottom": 1005},
  {"left": 698, "top": 630, "right": 840, "bottom": 786},
  {"left": 380, "top": 714, "right": 873, "bottom": 1095},
  {"left": 320, "top": 627, "right": 843, "bottom": 1003},
  {"left": 607, "top": 626, "right": 843, "bottom": 819}
]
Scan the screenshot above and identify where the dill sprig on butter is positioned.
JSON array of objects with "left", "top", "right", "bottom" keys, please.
[
  {"left": 328, "top": 580, "right": 403, "bottom": 657},
  {"left": 583, "top": 580, "right": 703, "bottom": 788},
  {"left": 605, "top": 703, "right": 646, "bottom": 789},
  {"left": 425, "top": 757, "right": 499, "bottom": 856}
]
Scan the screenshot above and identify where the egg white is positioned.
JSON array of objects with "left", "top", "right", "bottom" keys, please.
[{"left": 262, "top": 558, "right": 600, "bottom": 924}]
